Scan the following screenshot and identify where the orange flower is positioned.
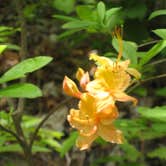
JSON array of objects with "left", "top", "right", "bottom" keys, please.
[
  {"left": 87, "top": 53, "right": 140, "bottom": 105},
  {"left": 76, "top": 67, "right": 90, "bottom": 90},
  {"left": 63, "top": 68, "right": 90, "bottom": 98},
  {"left": 63, "top": 76, "right": 81, "bottom": 98},
  {"left": 67, "top": 93, "right": 123, "bottom": 150}
]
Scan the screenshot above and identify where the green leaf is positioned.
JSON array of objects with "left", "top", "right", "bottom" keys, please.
[
  {"left": 53, "top": 0, "right": 76, "bottom": 14},
  {"left": 105, "top": 7, "right": 121, "bottom": 24},
  {"left": 52, "top": 14, "right": 78, "bottom": 21},
  {"left": 0, "top": 143, "right": 50, "bottom": 153},
  {"left": 139, "top": 40, "right": 166, "bottom": 66},
  {"left": 32, "top": 145, "right": 50, "bottom": 153},
  {"left": 0, "top": 144, "right": 23, "bottom": 153},
  {"left": 60, "top": 131, "right": 78, "bottom": 157},
  {"left": 22, "top": 115, "right": 41, "bottom": 128},
  {"left": 120, "top": 142, "right": 140, "bottom": 161},
  {"left": 104, "top": 7, "right": 122, "bottom": 30},
  {"left": 97, "top": 1, "right": 106, "bottom": 24},
  {"left": 112, "top": 38, "right": 138, "bottom": 64},
  {"left": 153, "top": 29, "right": 166, "bottom": 40},
  {"left": 62, "top": 20, "right": 96, "bottom": 29},
  {"left": 43, "top": 138, "right": 61, "bottom": 152},
  {"left": 0, "top": 45, "right": 7, "bottom": 54},
  {"left": 0, "top": 83, "right": 42, "bottom": 98},
  {"left": 155, "top": 87, "right": 166, "bottom": 96},
  {"left": 57, "top": 29, "right": 82, "bottom": 39},
  {"left": 149, "top": 9, "right": 166, "bottom": 20},
  {"left": 148, "top": 147, "right": 166, "bottom": 159},
  {"left": 6, "top": 44, "right": 20, "bottom": 51},
  {"left": 39, "top": 128, "right": 63, "bottom": 140},
  {"left": 76, "top": 5, "right": 96, "bottom": 21},
  {"left": 0, "top": 56, "right": 53, "bottom": 83},
  {"left": 138, "top": 106, "right": 166, "bottom": 122}
]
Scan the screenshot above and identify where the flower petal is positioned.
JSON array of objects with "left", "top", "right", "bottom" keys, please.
[
  {"left": 80, "top": 72, "right": 90, "bottom": 90},
  {"left": 113, "top": 91, "right": 137, "bottom": 105},
  {"left": 89, "top": 52, "right": 114, "bottom": 66},
  {"left": 76, "top": 68, "right": 85, "bottom": 81},
  {"left": 63, "top": 76, "right": 81, "bottom": 98},
  {"left": 76, "top": 133, "right": 97, "bottom": 150},
  {"left": 98, "top": 104, "right": 119, "bottom": 125},
  {"left": 98, "top": 124, "right": 123, "bottom": 144},
  {"left": 126, "top": 68, "right": 141, "bottom": 80},
  {"left": 68, "top": 109, "right": 97, "bottom": 137}
]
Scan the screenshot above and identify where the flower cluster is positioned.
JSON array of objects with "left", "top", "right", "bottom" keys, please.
[{"left": 62, "top": 31, "right": 141, "bottom": 150}]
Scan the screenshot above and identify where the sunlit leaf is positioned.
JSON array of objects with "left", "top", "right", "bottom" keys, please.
[
  {"left": 138, "top": 106, "right": 166, "bottom": 122},
  {"left": 139, "top": 40, "right": 166, "bottom": 66},
  {"left": 0, "top": 56, "right": 53, "bottom": 83},
  {"left": 53, "top": 0, "right": 76, "bottom": 14},
  {"left": 0, "top": 83, "right": 42, "bottom": 98},
  {"left": 148, "top": 147, "right": 166, "bottom": 159},
  {"left": 97, "top": 1, "right": 106, "bottom": 24},
  {"left": 112, "top": 38, "right": 138, "bottom": 64},
  {"left": 60, "top": 131, "right": 78, "bottom": 157},
  {"left": 153, "top": 29, "right": 166, "bottom": 40},
  {"left": 62, "top": 20, "right": 97, "bottom": 29},
  {"left": 0, "top": 45, "right": 7, "bottom": 54},
  {"left": 149, "top": 9, "right": 166, "bottom": 20}
]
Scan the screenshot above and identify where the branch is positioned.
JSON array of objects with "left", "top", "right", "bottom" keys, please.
[
  {"left": 0, "top": 124, "right": 24, "bottom": 147},
  {"left": 138, "top": 40, "right": 160, "bottom": 48},
  {"left": 29, "top": 97, "right": 71, "bottom": 148},
  {"left": 127, "top": 73, "right": 166, "bottom": 93}
]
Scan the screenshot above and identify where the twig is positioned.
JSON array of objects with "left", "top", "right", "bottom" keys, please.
[
  {"left": 147, "top": 58, "right": 166, "bottom": 66},
  {"left": 127, "top": 73, "right": 166, "bottom": 93},
  {"left": 29, "top": 97, "right": 72, "bottom": 149},
  {"left": 0, "top": 124, "right": 23, "bottom": 145},
  {"left": 138, "top": 40, "right": 160, "bottom": 48}
]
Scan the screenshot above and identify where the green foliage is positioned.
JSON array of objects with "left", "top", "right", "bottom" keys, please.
[
  {"left": 138, "top": 106, "right": 166, "bottom": 122},
  {"left": 53, "top": 0, "right": 76, "bottom": 14},
  {"left": 0, "top": 56, "right": 53, "bottom": 84},
  {"left": 120, "top": 142, "right": 140, "bottom": 162},
  {"left": 0, "top": 83, "right": 42, "bottom": 98},
  {"left": 0, "top": 111, "right": 63, "bottom": 154},
  {"left": 60, "top": 131, "right": 78, "bottom": 157},
  {"left": 54, "top": 1, "right": 122, "bottom": 37},
  {"left": 112, "top": 38, "right": 138, "bottom": 65},
  {"left": 153, "top": 29, "right": 166, "bottom": 40},
  {"left": 0, "top": 45, "right": 7, "bottom": 54},
  {"left": 149, "top": 9, "right": 166, "bottom": 20},
  {"left": 148, "top": 147, "right": 166, "bottom": 159},
  {"left": 139, "top": 40, "right": 166, "bottom": 67}
]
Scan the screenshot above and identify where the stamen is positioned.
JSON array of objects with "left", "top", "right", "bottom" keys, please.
[{"left": 112, "top": 26, "right": 123, "bottom": 62}]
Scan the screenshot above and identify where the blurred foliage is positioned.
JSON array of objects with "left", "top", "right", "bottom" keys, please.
[{"left": 0, "top": 0, "right": 166, "bottom": 166}]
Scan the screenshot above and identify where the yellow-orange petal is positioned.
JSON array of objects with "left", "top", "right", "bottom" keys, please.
[
  {"left": 89, "top": 52, "right": 114, "bottom": 66},
  {"left": 112, "top": 91, "right": 137, "bottom": 105},
  {"left": 76, "top": 133, "right": 97, "bottom": 150},
  {"left": 80, "top": 72, "right": 90, "bottom": 90},
  {"left": 126, "top": 68, "right": 141, "bottom": 80},
  {"left": 76, "top": 67, "right": 85, "bottom": 81},
  {"left": 68, "top": 109, "right": 97, "bottom": 136},
  {"left": 63, "top": 76, "right": 81, "bottom": 98},
  {"left": 98, "top": 123, "right": 123, "bottom": 144},
  {"left": 86, "top": 79, "right": 107, "bottom": 93},
  {"left": 97, "top": 104, "right": 119, "bottom": 124}
]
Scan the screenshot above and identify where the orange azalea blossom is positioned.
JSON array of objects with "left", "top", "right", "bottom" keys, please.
[
  {"left": 63, "top": 68, "right": 90, "bottom": 98},
  {"left": 86, "top": 53, "right": 141, "bottom": 105},
  {"left": 68, "top": 93, "right": 123, "bottom": 150}
]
